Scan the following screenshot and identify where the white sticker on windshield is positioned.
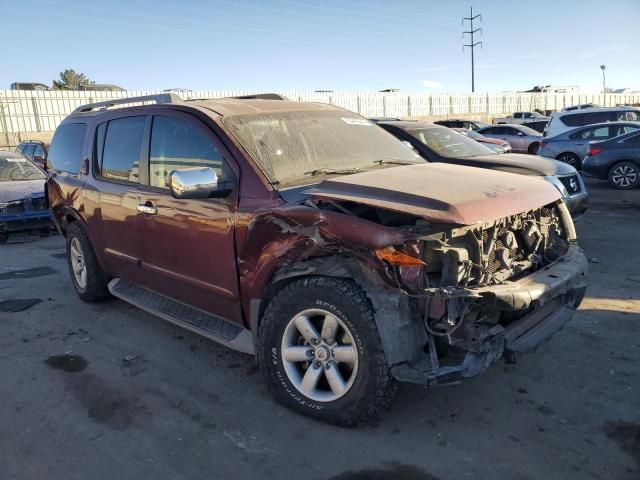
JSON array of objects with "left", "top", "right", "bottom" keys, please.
[
  {"left": 341, "top": 117, "right": 373, "bottom": 126},
  {"left": 6, "top": 158, "right": 26, "bottom": 162}
]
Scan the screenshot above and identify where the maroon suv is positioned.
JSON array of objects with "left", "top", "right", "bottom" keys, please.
[{"left": 47, "top": 94, "right": 588, "bottom": 426}]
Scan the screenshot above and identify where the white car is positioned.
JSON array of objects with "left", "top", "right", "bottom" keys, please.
[{"left": 544, "top": 107, "right": 640, "bottom": 138}]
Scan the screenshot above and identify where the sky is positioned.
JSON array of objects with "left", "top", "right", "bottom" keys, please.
[{"left": 1, "top": 0, "right": 639, "bottom": 92}]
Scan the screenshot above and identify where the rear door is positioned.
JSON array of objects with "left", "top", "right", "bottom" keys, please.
[
  {"left": 135, "top": 110, "right": 242, "bottom": 323},
  {"left": 90, "top": 114, "right": 147, "bottom": 281}
]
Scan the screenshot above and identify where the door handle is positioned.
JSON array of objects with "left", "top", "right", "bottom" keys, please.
[{"left": 137, "top": 204, "right": 157, "bottom": 215}]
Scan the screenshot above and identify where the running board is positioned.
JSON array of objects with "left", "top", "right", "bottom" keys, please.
[{"left": 108, "top": 278, "right": 254, "bottom": 355}]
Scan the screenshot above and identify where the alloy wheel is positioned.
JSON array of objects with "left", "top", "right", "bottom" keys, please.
[
  {"left": 69, "top": 237, "right": 87, "bottom": 289},
  {"left": 611, "top": 165, "right": 638, "bottom": 188},
  {"left": 281, "top": 308, "right": 359, "bottom": 402}
]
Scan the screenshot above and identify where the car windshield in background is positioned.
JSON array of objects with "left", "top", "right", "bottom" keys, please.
[
  {"left": 457, "top": 129, "right": 484, "bottom": 139},
  {"left": 407, "top": 127, "right": 497, "bottom": 157},
  {"left": 0, "top": 157, "right": 45, "bottom": 181},
  {"left": 223, "top": 110, "right": 422, "bottom": 187},
  {"left": 518, "top": 125, "right": 542, "bottom": 136}
]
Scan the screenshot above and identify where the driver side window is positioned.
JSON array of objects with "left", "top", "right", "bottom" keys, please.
[{"left": 149, "top": 116, "right": 232, "bottom": 190}]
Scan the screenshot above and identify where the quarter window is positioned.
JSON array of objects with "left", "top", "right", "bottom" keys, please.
[
  {"left": 47, "top": 123, "right": 87, "bottom": 174},
  {"left": 33, "top": 145, "right": 45, "bottom": 158},
  {"left": 149, "top": 116, "right": 228, "bottom": 189},
  {"left": 100, "top": 116, "right": 145, "bottom": 183},
  {"left": 22, "top": 144, "right": 35, "bottom": 159}
]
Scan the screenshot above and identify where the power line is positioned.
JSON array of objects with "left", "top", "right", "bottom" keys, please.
[{"left": 462, "top": 6, "right": 482, "bottom": 92}]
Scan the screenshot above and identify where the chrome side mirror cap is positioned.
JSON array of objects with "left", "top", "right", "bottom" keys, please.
[{"left": 169, "top": 167, "right": 220, "bottom": 199}]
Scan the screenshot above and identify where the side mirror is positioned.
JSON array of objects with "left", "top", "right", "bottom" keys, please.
[
  {"left": 517, "top": 132, "right": 525, "bottom": 136},
  {"left": 169, "top": 167, "right": 230, "bottom": 199}
]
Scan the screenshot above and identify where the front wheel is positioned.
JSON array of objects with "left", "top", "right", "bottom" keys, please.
[
  {"left": 608, "top": 161, "right": 639, "bottom": 190},
  {"left": 258, "top": 277, "right": 396, "bottom": 426}
]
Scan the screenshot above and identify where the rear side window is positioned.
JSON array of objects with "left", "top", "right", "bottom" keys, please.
[
  {"left": 562, "top": 111, "right": 615, "bottom": 127},
  {"left": 618, "top": 111, "right": 640, "bottom": 121},
  {"left": 48, "top": 123, "right": 86, "bottom": 174},
  {"left": 22, "top": 144, "right": 35, "bottom": 159},
  {"left": 100, "top": 116, "right": 145, "bottom": 183},
  {"left": 149, "top": 115, "right": 226, "bottom": 189}
]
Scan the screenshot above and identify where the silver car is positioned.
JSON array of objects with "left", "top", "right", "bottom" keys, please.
[
  {"left": 539, "top": 121, "right": 640, "bottom": 169},
  {"left": 476, "top": 124, "right": 543, "bottom": 154}
]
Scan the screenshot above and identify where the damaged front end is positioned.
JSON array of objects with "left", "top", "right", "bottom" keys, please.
[{"left": 376, "top": 201, "right": 588, "bottom": 386}]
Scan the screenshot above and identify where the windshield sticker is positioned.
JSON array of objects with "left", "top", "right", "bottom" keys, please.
[{"left": 341, "top": 117, "right": 373, "bottom": 126}]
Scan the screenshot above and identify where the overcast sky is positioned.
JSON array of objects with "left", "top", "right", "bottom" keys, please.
[{"left": 2, "top": 0, "right": 639, "bottom": 92}]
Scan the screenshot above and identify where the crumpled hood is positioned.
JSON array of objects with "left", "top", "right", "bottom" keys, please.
[
  {"left": 305, "top": 163, "right": 561, "bottom": 225},
  {"left": 0, "top": 180, "right": 46, "bottom": 203},
  {"left": 460, "top": 153, "right": 576, "bottom": 176}
]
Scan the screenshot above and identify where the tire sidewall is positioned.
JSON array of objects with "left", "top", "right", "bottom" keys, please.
[
  {"left": 259, "top": 279, "right": 384, "bottom": 424},
  {"left": 66, "top": 227, "right": 88, "bottom": 295}
]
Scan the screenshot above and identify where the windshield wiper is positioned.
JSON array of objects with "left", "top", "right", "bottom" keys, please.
[
  {"left": 303, "top": 167, "right": 365, "bottom": 176},
  {"left": 372, "top": 158, "right": 421, "bottom": 165}
]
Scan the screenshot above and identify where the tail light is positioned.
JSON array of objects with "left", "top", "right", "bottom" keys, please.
[
  {"left": 587, "top": 146, "right": 602, "bottom": 156},
  {"left": 540, "top": 141, "right": 547, "bottom": 148}
]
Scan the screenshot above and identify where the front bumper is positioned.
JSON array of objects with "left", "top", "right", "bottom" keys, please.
[
  {"left": 0, "top": 210, "right": 51, "bottom": 233},
  {"left": 391, "top": 244, "right": 588, "bottom": 385}
]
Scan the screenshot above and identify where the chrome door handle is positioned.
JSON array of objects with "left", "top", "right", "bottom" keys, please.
[{"left": 137, "top": 204, "right": 157, "bottom": 215}]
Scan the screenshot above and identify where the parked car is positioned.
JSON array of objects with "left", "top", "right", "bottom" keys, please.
[
  {"left": 562, "top": 103, "right": 599, "bottom": 112},
  {"left": 544, "top": 107, "right": 640, "bottom": 138},
  {"left": 582, "top": 130, "right": 640, "bottom": 189},
  {"left": 452, "top": 128, "right": 512, "bottom": 153},
  {"left": 520, "top": 119, "right": 548, "bottom": 133},
  {"left": 476, "top": 124, "right": 543, "bottom": 154},
  {"left": 10, "top": 82, "right": 50, "bottom": 91},
  {"left": 539, "top": 121, "right": 640, "bottom": 169},
  {"left": 492, "top": 112, "right": 550, "bottom": 125},
  {"left": 78, "top": 83, "right": 125, "bottom": 91},
  {"left": 377, "top": 121, "right": 587, "bottom": 218},
  {"left": 433, "top": 119, "right": 489, "bottom": 131},
  {"left": 47, "top": 94, "right": 587, "bottom": 426},
  {"left": 16, "top": 140, "right": 49, "bottom": 169},
  {"left": 0, "top": 151, "right": 50, "bottom": 242}
]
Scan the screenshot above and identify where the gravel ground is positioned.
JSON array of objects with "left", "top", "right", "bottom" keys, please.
[{"left": 0, "top": 178, "right": 638, "bottom": 480}]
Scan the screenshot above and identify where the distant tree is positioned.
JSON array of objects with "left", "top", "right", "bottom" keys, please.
[{"left": 52, "top": 69, "right": 95, "bottom": 90}]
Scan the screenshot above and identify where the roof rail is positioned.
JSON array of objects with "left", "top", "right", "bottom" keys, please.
[
  {"left": 229, "top": 93, "right": 289, "bottom": 100},
  {"left": 73, "top": 93, "right": 182, "bottom": 113}
]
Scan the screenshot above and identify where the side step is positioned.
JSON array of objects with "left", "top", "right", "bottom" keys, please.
[{"left": 108, "top": 278, "right": 254, "bottom": 355}]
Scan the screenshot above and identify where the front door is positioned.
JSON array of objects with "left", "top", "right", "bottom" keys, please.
[{"left": 135, "top": 111, "right": 242, "bottom": 324}]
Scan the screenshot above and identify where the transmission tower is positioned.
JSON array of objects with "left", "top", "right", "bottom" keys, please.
[{"left": 463, "top": 6, "right": 483, "bottom": 92}]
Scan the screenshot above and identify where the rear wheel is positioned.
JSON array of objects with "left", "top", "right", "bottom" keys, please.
[
  {"left": 528, "top": 142, "right": 540, "bottom": 155},
  {"left": 556, "top": 152, "right": 581, "bottom": 170},
  {"left": 66, "top": 222, "right": 111, "bottom": 302},
  {"left": 608, "top": 161, "right": 639, "bottom": 190},
  {"left": 258, "top": 276, "right": 396, "bottom": 426}
]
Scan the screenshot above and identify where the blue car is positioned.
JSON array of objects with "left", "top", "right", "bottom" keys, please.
[{"left": 0, "top": 151, "right": 50, "bottom": 241}]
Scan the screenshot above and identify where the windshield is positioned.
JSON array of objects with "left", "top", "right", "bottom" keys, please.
[
  {"left": 223, "top": 110, "right": 422, "bottom": 186},
  {"left": 0, "top": 157, "right": 45, "bottom": 181},
  {"left": 406, "top": 127, "right": 497, "bottom": 158},
  {"left": 455, "top": 129, "right": 484, "bottom": 139},
  {"left": 517, "top": 125, "right": 542, "bottom": 136}
]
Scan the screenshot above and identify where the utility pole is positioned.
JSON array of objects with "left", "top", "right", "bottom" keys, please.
[
  {"left": 600, "top": 64, "right": 607, "bottom": 106},
  {"left": 463, "top": 6, "right": 482, "bottom": 92}
]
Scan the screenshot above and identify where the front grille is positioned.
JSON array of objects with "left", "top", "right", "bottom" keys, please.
[{"left": 558, "top": 174, "right": 582, "bottom": 195}]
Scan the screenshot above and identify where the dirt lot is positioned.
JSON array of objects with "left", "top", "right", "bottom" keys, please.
[{"left": 1, "top": 178, "right": 638, "bottom": 480}]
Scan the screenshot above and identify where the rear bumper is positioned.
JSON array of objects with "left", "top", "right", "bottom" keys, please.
[
  {"left": 582, "top": 156, "right": 610, "bottom": 179},
  {"left": 391, "top": 244, "right": 588, "bottom": 385}
]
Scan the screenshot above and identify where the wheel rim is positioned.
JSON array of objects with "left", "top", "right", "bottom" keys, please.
[
  {"left": 559, "top": 154, "right": 578, "bottom": 168},
  {"left": 611, "top": 165, "right": 638, "bottom": 187},
  {"left": 281, "top": 308, "right": 359, "bottom": 402},
  {"left": 69, "top": 237, "right": 87, "bottom": 289}
]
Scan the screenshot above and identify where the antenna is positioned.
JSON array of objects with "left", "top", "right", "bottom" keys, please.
[{"left": 462, "top": 6, "right": 483, "bottom": 92}]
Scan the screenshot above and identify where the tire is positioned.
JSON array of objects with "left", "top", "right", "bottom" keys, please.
[
  {"left": 258, "top": 276, "right": 396, "bottom": 426},
  {"left": 528, "top": 142, "right": 540, "bottom": 155},
  {"left": 66, "top": 221, "right": 111, "bottom": 302},
  {"left": 556, "top": 152, "right": 582, "bottom": 170},
  {"left": 608, "top": 161, "right": 639, "bottom": 190}
]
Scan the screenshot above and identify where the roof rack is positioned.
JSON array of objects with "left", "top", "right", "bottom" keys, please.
[
  {"left": 229, "top": 93, "right": 289, "bottom": 100},
  {"left": 73, "top": 93, "right": 182, "bottom": 113}
]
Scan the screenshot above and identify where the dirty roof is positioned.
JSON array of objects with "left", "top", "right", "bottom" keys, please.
[{"left": 188, "top": 99, "right": 343, "bottom": 117}]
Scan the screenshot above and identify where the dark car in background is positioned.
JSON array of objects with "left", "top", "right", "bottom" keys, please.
[
  {"left": 452, "top": 128, "right": 512, "bottom": 153},
  {"left": 539, "top": 121, "right": 640, "bottom": 169},
  {"left": 0, "top": 151, "right": 50, "bottom": 242},
  {"left": 434, "top": 119, "right": 489, "bottom": 130},
  {"left": 16, "top": 140, "right": 49, "bottom": 169},
  {"left": 377, "top": 121, "right": 588, "bottom": 218},
  {"left": 582, "top": 130, "right": 640, "bottom": 189},
  {"left": 476, "top": 124, "right": 543, "bottom": 154}
]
